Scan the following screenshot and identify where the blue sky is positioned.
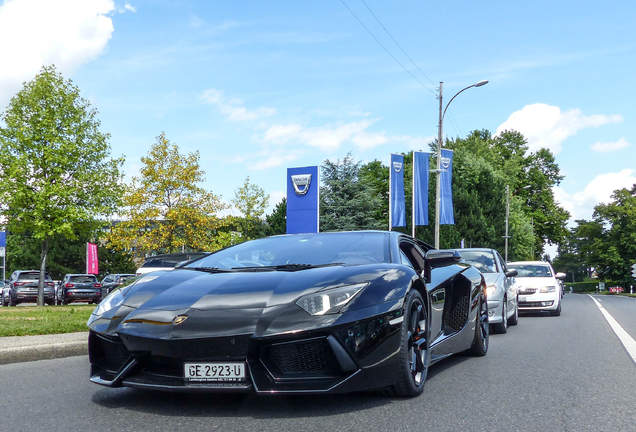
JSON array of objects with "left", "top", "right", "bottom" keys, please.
[{"left": 1, "top": 0, "right": 635, "bottom": 225}]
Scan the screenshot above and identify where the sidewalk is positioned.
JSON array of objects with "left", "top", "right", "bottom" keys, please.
[{"left": 0, "top": 332, "right": 89, "bottom": 365}]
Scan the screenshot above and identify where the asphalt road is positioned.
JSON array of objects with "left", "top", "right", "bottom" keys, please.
[{"left": 1, "top": 293, "right": 635, "bottom": 432}]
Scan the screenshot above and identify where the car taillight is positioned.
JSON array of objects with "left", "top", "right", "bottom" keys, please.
[
  {"left": 14, "top": 282, "right": 26, "bottom": 286},
  {"left": 65, "top": 283, "right": 75, "bottom": 288},
  {"left": 94, "top": 283, "right": 102, "bottom": 288},
  {"left": 46, "top": 282, "right": 55, "bottom": 287}
]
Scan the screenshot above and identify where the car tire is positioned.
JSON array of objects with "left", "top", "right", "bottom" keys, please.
[
  {"left": 466, "top": 290, "right": 489, "bottom": 356},
  {"left": 507, "top": 299, "right": 519, "bottom": 326},
  {"left": 387, "top": 289, "right": 429, "bottom": 398},
  {"left": 551, "top": 302, "right": 561, "bottom": 316},
  {"left": 492, "top": 299, "right": 508, "bottom": 334}
]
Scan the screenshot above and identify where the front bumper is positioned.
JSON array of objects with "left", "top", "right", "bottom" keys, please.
[
  {"left": 518, "top": 292, "right": 559, "bottom": 311},
  {"left": 88, "top": 309, "right": 405, "bottom": 394}
]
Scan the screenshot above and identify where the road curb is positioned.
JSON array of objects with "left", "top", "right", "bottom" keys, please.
[{"left": 0, "top": 332, "right": 89, "bottom": 365}]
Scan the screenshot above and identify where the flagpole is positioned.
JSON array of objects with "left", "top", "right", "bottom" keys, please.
[
  {"left": 388, "top": 154, "right": 392, "bottom": 231},
  {"left": 411, "top": 151, "right": 415, "bottom": 237}
]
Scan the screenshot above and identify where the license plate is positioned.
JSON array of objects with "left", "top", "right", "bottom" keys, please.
[
  {"left": 519, "top": 296, "right": 527, "bottom": 302},
  {"left": 184, "top": 362, "right": 246, "bottom": 382}
]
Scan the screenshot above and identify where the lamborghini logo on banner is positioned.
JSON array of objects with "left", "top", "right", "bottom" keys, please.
[
  {"left": 291, "top": 174, "right": 312, "bottom": 195},
  {"left": 173, "top": 315, "right": 188, "bottom": 325}
]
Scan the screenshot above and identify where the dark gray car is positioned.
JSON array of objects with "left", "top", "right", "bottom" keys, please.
[
  {"left": 57, "top": 274, "right": 102, "bottom": 305},
  {"left": 1, "top": 270, "right": 56, "bottom": 306},
  {"left": 100, "top": 273, "right": 136, "bottom": 296}
]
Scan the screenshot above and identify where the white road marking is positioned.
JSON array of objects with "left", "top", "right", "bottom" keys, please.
[{"left": 588, "top": 295, "right": 636, "bottom": 365}]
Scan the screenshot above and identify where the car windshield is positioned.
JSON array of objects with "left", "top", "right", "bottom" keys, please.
[
  {"left": 119, "top": 275, "right": 135, "bottom": 282},
  {"left": 509, "top": 264, "right": 553, "bottom": 278},
  {"left": 69, "top": 276, "right": 97, "bottom": 283},
  {"left": 459, "top": 251, "right": 497, "bottom": 273},
  {"left": 186, "top": 232, "right": 391, "bottom": 270}
]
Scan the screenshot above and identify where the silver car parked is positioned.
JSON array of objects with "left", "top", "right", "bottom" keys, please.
[{"left": 458, "top": 248, "right": 519, "bottom": 334}]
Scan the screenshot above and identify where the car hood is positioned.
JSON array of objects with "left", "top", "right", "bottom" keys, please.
[
  {"left": 514, "top": 277, "right": 558, "bottom": 288},
  {"left": 481, "top": 273, "right": 501, "bottom": 286}
]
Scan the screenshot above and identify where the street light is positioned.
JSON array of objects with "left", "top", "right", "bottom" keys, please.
[{"left": 435, "top": 80, "right": 489, "bottom": 249}]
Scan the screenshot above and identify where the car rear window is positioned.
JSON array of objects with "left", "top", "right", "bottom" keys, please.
[
  {"left": 18, "top": 272, "right": 51, "bottom": 281},
  {"left": 69, "top": 276, "right": 98, "bottom": 283}
]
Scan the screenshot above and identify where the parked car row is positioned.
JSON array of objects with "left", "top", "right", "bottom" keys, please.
[{"left": 1, "top": 271, "right": 136, "bottom": 306}]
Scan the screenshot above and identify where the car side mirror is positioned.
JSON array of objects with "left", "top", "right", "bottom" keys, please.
[
  {"left": 424, "top": 249, "right": 461, "bottom": 284},
  {"left": 505, "top": 269, "right": 518, "bottom": 277},
  {"left": 555, "top": 272, "right": 566, "bottom": 280}
]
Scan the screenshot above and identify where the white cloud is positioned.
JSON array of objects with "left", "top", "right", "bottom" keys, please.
[
  {"left": 200, "top": 88, "right": 276, "bottom": 122},
  {"left": 0, "top": 0, "right": 116, "bottom": 108},
  {"left": 590, "top": 137, "right": 630, "bottom": 153},
  {"left": 124, "top": 3, "right": 136, "bottom": 13},
  {"left": 554, "top": 169, "right": 636, "bottom": 221},
  {"left": 246, "top": 149, "right": 301, "bottom": 170},
  {"left": 261, "top": 120, "right": 375, "bottom": 151},
  {"left": 496, "top": 103, "right": 623, "bottom": 154}
]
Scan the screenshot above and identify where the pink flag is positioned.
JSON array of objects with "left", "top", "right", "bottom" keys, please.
[{"left": 86, "top": 243, "right": 99, "bottom": 274}]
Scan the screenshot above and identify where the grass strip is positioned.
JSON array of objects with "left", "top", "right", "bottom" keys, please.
[{"left": 0, "top": 305, "right": 94, "bottom": 337}]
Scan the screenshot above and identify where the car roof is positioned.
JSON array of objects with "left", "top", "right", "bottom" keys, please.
[
  {"left": 507, "top": 261, "right": 551, "bottom": 265},
  {"left": 457, "top": 248, "right": 495, "bottom": 252}
]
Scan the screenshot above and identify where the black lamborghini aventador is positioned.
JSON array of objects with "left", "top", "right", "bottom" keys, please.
[{"left": 88, "top": 231, "right": 488, "bottom": 397}]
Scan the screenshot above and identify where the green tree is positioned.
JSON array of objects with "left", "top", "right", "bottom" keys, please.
[
  {"left": 5, "top": 225, "right": 135, "bottom": 279},
  {"left": 0, "top": 65, "right": 124, "bottom": 305},
  {"left": 231, "top": 177, "right": 270, "bottom": 241},
  {"left": 266, "top": 198, "right": 287, "bottom": 235},
  {"left": 587, "top": 185, "right": 636, "bottom": 283},
  {"left": 320, "top": 153, "right": 384, "bottom": 231},
  {"left": 108, "top": 133, "right": 228, "bottom": 258}
]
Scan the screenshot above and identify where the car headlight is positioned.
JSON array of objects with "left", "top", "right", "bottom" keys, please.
[
  {"left": 486, "top": 286, "right": 497, "bottom": 297},
  {"left": 540, "top": 286, "right": 556, "bottom": 293},
  {"left": 93, "top": 289, "right": 125, "bottom": 316},
  {"left": 296, "top": 283, "right": 367, "bottom": 316}
]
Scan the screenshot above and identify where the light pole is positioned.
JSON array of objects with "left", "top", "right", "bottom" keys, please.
[{"left": 435, "top": 80, "right": 488, "bottom": 249}]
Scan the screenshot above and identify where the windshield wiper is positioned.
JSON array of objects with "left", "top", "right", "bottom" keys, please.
[
  {"left": 232, "top": 263, "right": 345, "bottom": 272},
  {"left": 182, "top": 267, "right": 235, "bottom": 274}
]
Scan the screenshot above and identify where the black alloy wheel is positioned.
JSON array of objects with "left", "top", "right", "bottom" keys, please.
[
  {"left": 467, "top": 290, "right": 489, "bottom": 356},
  {"left": 389, "top": 290, "right": 429, "bottom": 397}
]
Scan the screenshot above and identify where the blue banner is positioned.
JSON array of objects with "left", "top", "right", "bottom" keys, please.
[
  {"left": 390, "top": 154, "right": 406, "bottom": 227},
  {"left": 440, "top": 149, "right": 455, "bottom": 225},
  {"left": 413, "top": 151, "right": 429, "bottom": 226},
  {"left": 286, "top": 166, "right": 319, "bottom": 234},
  {"left": 0, "top": 231, "right": 5, "bottom": 247}
]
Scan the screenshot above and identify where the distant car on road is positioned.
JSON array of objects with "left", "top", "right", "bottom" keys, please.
[
  {"left": 458, "top": 248, "right": 519, "bottom": 334},
  {"left": 507, "top": 261, "right": 566, "bottom": 316},
  {"left": 1, "top": 270, "right": 56, "bottom": 306},
  {"left": 136, "top": 252, "right": 209, "bottom": 275},
  {"left": 57, "top": 274, "right": 102, "bottom": 305},
  {"left": 100, "top": 274, "right": 136, "bottom": 296}
]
